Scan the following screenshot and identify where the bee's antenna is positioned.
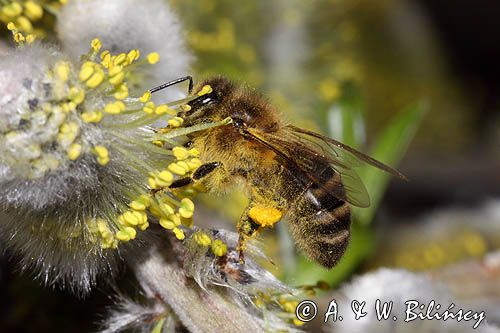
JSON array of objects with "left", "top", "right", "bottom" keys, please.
[{"left": 149, "top": 76, "right": 193, "bottom": 95}]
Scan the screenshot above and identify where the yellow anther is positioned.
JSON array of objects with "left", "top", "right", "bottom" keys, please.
[
  {"left": 138, "top": 222, "right": 149, "bottom": 231},
  {"left": 173, "top": 227, "right": 185, "bottom": 240},
  {"left": 159, "top": 217, "right": 175, "bottom": 230},
  {"left": 156, "top": 170, "right": 173, "bottom": 187},
  {"left": 180, "top": 104, "right": 191, "bottom": 111},
  {"left": 143, "top": 101, "right": 155, "bottom": 114},
  {"left": 194, "top": 231, "right": 212, "bottom": 246},
  {"left": 91, "top": 38, "right": 102, "bottom": 52},
  {"left": 158, "top": 200, "right": 175, "bottom": 216},
  {"left": 152, "top": 140, "right": 164, "bottom": 147},
  {"left": 139, "top": 91, "right": 151, "bottom": 103},
  {"left": 79, "top": 61, "right": 95, "bottom": 81},
  {"left": 54, "top": 61, "right": 70, "bottom": 82},
  {"left": 81, "top": 111, "right": 103, "bottom": 123},
  {"left": 211, "top": 239, "right": 227, "bottom": 257},
  {"left": 115, "top": 230, "right": 131, "bottom": 242},
  {"left": 61, "top": 102, "right": 76, "bottom": 113},
  {"left": 147, "top": 177, "right": 158, "bottom": 190},
  {"left": 188, "top": 148, "right": 200, "bottom": 157},
  {"left": 197, "top": 85, "right": 213, "bottom": 96},
  {"left": 155, "top": 104, "right": 176, "bottom": 115},
  {"left": 104, "top": 101, "right": 125, "bottom": 114},
  {"left": 85, "top": 69, "right": 105, "bottom": 88},
  {"left": 146, "top": 52, "right": 160, "bottom": 64},
  {"left": 101, "top": 52, "right": 112, "bottom": 68},
  {"left": 124, "top": 226, "right": 137, "bottom": 239},
  {"left": 16, "top": 16, "right": 33, "bottom": 33},
  {"left": 6, "top": 22, "right": 16, "bottom": 31},
  {"left": 186, "top": 158, "right": 202, "bottom": 170},
  {"left": 176, "top": 161, "right": 190, "bottom": 172},
  {"left": 113, "top": 53, "right": 127, "bottom": 66},
  {"left": 167, "top": 162, "right": 187, "bottom": 176},
  {"left": 14, "top": 32, "right": 24, "bottom": 43},
  {"left": 67, "top": 143, "right": 82, "bottom": 160},
  {"left": 100, "top": 50, "right": 110, "bottom": 60},
  {"left": 121, "top": 210, "right": 144, "bottom": 226},
  {"left": 129, "top": 200, "right": 146, "bottom": 211},
  {"left": 248, "top": 206, "right": 283, "bottom": 228},
  {"left": 108, "top": 66, "right": 125, "bottom": 86},
  {"left": 172, "top": 146, "right": 189, "bottom": 160},
  {"left": 179, "top": 198, "right": 194, "bottom": 218},
  {"left": 168, "top": 116, "right": 184, "bottom": 127},
  {"left": 24, "top": 1, "right": 43, "bottom": 21},
  {"left": 93, "top": 145, "right": 109, "bottom": 165},
  {"left": 127, "top": 49, "right": 140, "bottom": 63},
  {"left": 68, "top": 87, "right": 85, "bottom": 105},
  {"left": 25, "top": 34, "right": 35, "bottom": 44}
]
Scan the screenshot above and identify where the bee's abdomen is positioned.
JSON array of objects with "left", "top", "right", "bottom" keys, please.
[{"left": 286, "top": 173, "right": 351, "bottom": 269}]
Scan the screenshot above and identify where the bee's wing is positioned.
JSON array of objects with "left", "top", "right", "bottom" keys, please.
[
  {"left": 285, "top": 125, "right": 407, "bottom": 180},
  {"left": 244, "top": 127, "right": 372, "bottom": 208}
]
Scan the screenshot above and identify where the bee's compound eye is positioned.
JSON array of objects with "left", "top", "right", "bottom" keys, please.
[{"left": 232, "top": 117, "right": 245, "bottom": 128}]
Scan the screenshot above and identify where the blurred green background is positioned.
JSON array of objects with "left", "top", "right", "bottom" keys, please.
[{"left": 1, "top": 0, "right": 499, "bottom": 331}]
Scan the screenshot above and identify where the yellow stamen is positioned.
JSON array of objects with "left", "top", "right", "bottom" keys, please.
[
  {"left": 146, "top": 52, "right": 160, "bottom": 64},
  {"left": 211, "top": 239, "right": 227, "bottom": 257},
  {"left": 67, "top": 143, "right": 82, "bottom": 160}
]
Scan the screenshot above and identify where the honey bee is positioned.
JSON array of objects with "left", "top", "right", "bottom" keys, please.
[{"left": 151, "top": 76, "right": 405, "bottom": 268}]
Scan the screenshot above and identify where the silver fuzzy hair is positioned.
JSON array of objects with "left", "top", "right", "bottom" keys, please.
[
  {"left": 101, "top": 228, "right": 303, "bottom": 333},
  {"left": 0, "top": 44, "right": 176, "bottom": 293},
  {"left": 57, "top": 0, "right": 192, "bottom": 99}
]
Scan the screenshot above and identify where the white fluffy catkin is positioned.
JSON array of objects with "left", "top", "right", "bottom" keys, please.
[
  {"left": 0, "top": 43, "right": 177, "bottom": 293},
  {"left": 56, "top": 0, "right": 191, "bottom": 98}
]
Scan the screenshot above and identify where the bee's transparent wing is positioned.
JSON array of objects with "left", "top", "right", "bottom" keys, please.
[{"left": 245, "top": 128, "right": 372, "bottom": 207}]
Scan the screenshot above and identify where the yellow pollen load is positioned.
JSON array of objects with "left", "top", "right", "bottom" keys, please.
[
  {"left": 248, "top": 206, "right": 283, "bottom": 228},
  {"left": 197, "top": 85, "right": 213, "bottom": 96},
  {"left": 194, "top": 231, "right": 212, "bottom": 246},
  {"left": 146, "top": 52, "right": 160, "bottom": 64},
  {"left": 211, "top": 239, "right": 227, "bottom": 257}
]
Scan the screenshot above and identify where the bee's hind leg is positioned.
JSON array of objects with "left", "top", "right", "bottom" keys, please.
[
  {"left": 237, "top": 202, "right": 284, "bottom": 264},
  {"left": 237, "top": 208, "right": 261, "bottom": 264}
]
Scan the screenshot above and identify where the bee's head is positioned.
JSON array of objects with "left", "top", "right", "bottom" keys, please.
[
  {"left": 179, "top": 76, "right": 235, "bottom": 125},
  {"left": 180, "top": 76, "right": 279, "bottom": 133}
]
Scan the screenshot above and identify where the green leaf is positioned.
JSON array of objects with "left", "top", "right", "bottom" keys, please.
[{"left": 353, "top": 101, "right": 426, "bottom": 226}]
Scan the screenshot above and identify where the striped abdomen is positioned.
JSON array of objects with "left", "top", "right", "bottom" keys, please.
[{"left": 285, "top": 168, "right": 351, "bottom": 269}]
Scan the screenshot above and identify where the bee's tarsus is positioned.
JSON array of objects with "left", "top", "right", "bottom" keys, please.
[
  {"left": 192, "top": 162, "right": 221, "bottom": 180},
  {"left": 169, "top": 177, "right": 193, "bottom": 189}
]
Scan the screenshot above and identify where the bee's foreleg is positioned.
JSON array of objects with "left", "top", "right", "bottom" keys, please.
[{"left": 169, "top": 162, "right": 221, "bottom": 189}]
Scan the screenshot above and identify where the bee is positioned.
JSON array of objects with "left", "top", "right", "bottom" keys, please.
[{"left": 151, "top": 76, "right": 405, "bottom": 268}]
